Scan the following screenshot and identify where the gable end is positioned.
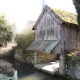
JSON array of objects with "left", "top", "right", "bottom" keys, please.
[{"left": 32, "top": 5, "right": 63, "bottom": 30}]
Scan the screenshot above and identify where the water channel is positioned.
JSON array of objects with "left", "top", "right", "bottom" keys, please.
[{"left": 0, "top": 58, "right": 67, "bottom": 80}]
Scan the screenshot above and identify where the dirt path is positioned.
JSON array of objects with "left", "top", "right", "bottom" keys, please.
[{"left": 0, "top": 43, "right": 17, "bottom": 57}]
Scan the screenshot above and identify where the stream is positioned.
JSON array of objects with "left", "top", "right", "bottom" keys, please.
[{"left": 0, "top": 58, "right": 66, "bottom": 80}]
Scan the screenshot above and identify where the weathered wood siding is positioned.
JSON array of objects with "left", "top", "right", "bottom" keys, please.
[
  {"left": 35, "top": 10, "right": 79, "bottom": 53},
  {"left": 35, "top": 11, "right": 60, "bottom": 40},
  {"left": 60, "top": 23, "right": 78, "bottom": 52}
]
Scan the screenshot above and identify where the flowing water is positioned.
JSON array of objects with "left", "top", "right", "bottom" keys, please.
[{"left": 0, "top": 58, "right": 66, "bottom": 80}]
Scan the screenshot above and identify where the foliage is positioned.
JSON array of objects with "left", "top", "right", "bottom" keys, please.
[
  {"left": 15, "top": 30, "right": 35, "bottom": 54},
  {"left": 73, "top": 0, "right": 80, "bottom": 29},
  {"left": 14, "top": 21, "right": 35, "bottom": 63},
  {"left": 0, "top": 15, "right": 13, "bottom": 47}
]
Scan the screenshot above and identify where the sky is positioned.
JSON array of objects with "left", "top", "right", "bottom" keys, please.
[{"left": 0, "top": 0, "right": 76, "bottom": 32}]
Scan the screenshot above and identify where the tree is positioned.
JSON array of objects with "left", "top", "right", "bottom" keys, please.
[
  {"left": 0, "top": 15, "right": 13, "bottom": 47},
  {"left": 73, "top": 0, "right": 80, "bottom": 29}
]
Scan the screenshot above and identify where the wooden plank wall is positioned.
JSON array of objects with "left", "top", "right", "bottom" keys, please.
[
  {"left": 35, "top": 11, "right": 62, "bottom": 54},
  {"left": 35, "top": 10, "right": 80, "bottom": 53},
  {"left": 60, "top": 23, "right": 78, "bottom": 52},
  {"left": 35, "top": 11, "right": 60, "bottom": 41}
]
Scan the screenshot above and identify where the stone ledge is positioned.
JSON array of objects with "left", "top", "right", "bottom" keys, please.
[{"left": 34, "top": 61, "right": 59, "bottom": 75}]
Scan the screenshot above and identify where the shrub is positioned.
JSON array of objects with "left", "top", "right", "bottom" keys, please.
[{"left": 15, "top": 30, "right": 35, "bottom": 54}]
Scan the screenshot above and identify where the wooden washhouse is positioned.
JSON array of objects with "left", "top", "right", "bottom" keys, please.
[{"left": 27, "top": 5, "right": 79, "bottom": 55}]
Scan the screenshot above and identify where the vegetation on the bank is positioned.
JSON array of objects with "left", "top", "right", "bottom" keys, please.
[
  {"left": 15, "top": 30, "right": 35, "bottom": 54},
  {"left": 15, "top": 20, "right": 35, "bottom": 53},
  {"left": 0, "top": 15, "right": 13, "bottom": 47},
  {"left": 14, "top": 21, "right": 35, "bottom": 62}
]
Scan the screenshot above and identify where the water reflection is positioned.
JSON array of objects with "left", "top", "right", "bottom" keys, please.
[
  {"left": 15, "top": 60, "right": 35, "bottom": 77},
  {"left": 19, "top": 72, "right": 66, "bottom": 80},
  {"left": 0, "top": 58, "right": 66, "bottom": 80}
]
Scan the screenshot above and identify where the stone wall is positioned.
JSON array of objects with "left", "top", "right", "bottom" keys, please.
[
  {"left": 59, "top": 54, "right": 64, "bottom": 75},
  {"left": 37, "top": 51, "right": 57, "bottom": 63},
  {"left": 15, "top": 49, "right": 57, "bottom": 65},
  {"left": 59, "top": 51, "right": 80, "bottom": 80},
  {"left": 14, "top": 49, "right": 35, "bottom": 65}
]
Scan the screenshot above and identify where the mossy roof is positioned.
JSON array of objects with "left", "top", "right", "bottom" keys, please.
[{"left": 51, "top": 8, "right": 77, "bottom": 25}]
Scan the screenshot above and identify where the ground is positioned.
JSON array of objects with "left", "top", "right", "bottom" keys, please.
[{"left": 0, "top": 43, "right": 17, "bottom": 57}]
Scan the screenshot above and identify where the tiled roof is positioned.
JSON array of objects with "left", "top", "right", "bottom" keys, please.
[{"left": 51, "top": 8, "right": 77, "bottom": 24}]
